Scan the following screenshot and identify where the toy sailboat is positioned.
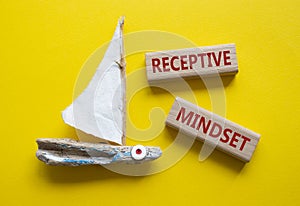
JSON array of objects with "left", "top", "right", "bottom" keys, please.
[{"left": 36, "top": 17, "right": 162, "bottom": 166}]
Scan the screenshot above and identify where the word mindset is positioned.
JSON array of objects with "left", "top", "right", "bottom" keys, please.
[
  {"left": 146, "top": 44, "right": 238, "bottom": 83},
  {"left": 166, "top": 97, "right": 260, "bottom": 162}
]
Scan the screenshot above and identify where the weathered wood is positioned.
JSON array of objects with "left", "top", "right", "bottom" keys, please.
[
  {"left": 145, "top": 44, "right": 238, "bottom": 83},
  {"left": 36, "top": 138, "right": 162, "bottom": 166},
  {"left": 166, "top": 97, "right": 260, "bottom": 162}
]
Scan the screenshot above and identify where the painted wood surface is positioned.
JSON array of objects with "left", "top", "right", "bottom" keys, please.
[{"left": 36, "top": 138, "right": 162, "bottom": 166}]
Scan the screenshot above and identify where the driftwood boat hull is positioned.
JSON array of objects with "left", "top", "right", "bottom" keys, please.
[{"left": 36, "top": 138, "right": 162, "bottom": 166}]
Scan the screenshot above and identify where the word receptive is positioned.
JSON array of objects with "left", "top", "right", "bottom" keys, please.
[
  {"left": 145, "top": 44, "right": 238, "bottom": 83},
  {"left": 166, "top": 97, "right": 260, "bottom": 162}
]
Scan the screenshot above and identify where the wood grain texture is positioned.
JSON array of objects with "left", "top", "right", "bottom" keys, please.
[
  {"left": 166, "top": 97, "right": 260, "bottom": 162},
  {"left": 120, "top": 17, "right": 126, "bottom": 145},
  {"left": 146, "top": 44, "right": 238, "bottom": 83},
  {"left": 36, "top": 138, "right": 162, "bottom": 166}
]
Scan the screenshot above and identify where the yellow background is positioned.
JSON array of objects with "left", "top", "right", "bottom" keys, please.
[{"left": 1, "top": 0, "right": 299, "bottom": 205}]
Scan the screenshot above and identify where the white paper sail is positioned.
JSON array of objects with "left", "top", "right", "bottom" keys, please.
[{"left": 62, "top": 17, "right": 126, "bottom": 145}]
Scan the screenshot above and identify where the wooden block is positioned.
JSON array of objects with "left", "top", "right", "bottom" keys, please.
[
  {"left": 145, "top": 44, "right": 238, "bottom": 83},
  {"left": 166, "top": 97, "right": 260, "bottom": 162}
]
